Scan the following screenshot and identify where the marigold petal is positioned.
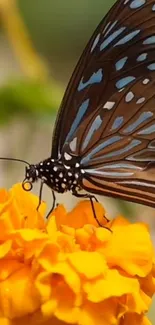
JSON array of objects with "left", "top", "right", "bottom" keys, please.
[
  {"left": 122, "top": 314, "right": 151, "bottom": 325},
  {"left": 79, "top": 300, "right": 118, "bottom": 325},
  {"left": 56, "top": 201, "right": 106, "bottom": 228},
  {"left": 52, "top": 205, "right": 67, "bottom": 229},
  {"left": 123, "top": 291, "right": 149, "bottom": 314},
  {"left": 75, "top": 225, "right": 112, "bottom": 252},
  {"left": 38, "top": 242, "right": 60, "bottom": 269},
  {"left": 46, "top": 215, "right": 58, "bottom": 239},
  {"left": 0, "top": 241, "right": 12, "bottom": 258},
  {"left": 0, "top": 260, "right": 23, "bottom": 281},
  {"left": 68, "top": 251, "right": 107, "bottom": 279},
  {"left": 0, "top": 318, "right": 10, "bottom": 325},
  {"left": 102, "top": 221, "right": 154, "bottom": 276},
  {"left": 0, "top": 267, "right": 40, "bottom": 318},
  {"left": 35, "top": 271, "right": 53, "bottom": 301},
  {"left": 9, "top": 228, "right": 47, "bottom": 242},
  {"left": 84, "top": 269, "right": 139, "bottom": 302},
  {"left": 0, "top": 183, "right": 153, "bottom": 325},
  {"left": 50, "top": 280, "right": 79, "bottom": 323},
  {"left": 55, "top": 305, "right": 80, "bottom": 324},
  {"left": 10, "top": 184, "right": 46, "bottom": 229},
  {"left": 41, "top": 299, "right": 57, "bottom": 317},
  {"left": 41, "top": 262, "right": 81, "bottom": 294},
  {"left": 140, "top": 271, "right": 155, "bottom": 298}
]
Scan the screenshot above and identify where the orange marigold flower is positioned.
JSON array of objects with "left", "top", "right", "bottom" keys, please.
[{"left": 0, "top": 183, "right": 154, "bottom": 325}]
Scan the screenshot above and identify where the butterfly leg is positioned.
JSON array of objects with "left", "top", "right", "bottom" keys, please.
[
  {"left": 37, "top": 179, "right": 44, "bottom": 211},
  {"left": 72, "top": 190, "right": 102, "bottom": 226},
  {"left": 37, "top": 181, "right": 56, "bottom": 218},
  {"left": 73, "top": 190, "right": 110, "bottom": 228},
  {"left": 45, "top": 190, "right": 56, "bottom": 219}
]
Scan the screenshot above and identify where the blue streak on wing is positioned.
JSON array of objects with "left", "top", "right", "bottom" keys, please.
[
  {"left": 91, "top": 33, "right": 100, "bottom": 52},
  {"left": 102, "top": 22, "right": 111, "bottom": 34},
  {"left": 115, "top": 56, "right": 128, "bottom": 71},
  {"left": 65, "top": 99, "right": 90, "bottom": 142},
  {"left": 102, "top": 162, "right": 143, "bottom": 170},
  {"left": 104, "top": 20, "right": 118, "bottom": 37},
  {"left": 81, "top": 135, "right": 122, "bottom": 165},
  {"left": 147, "top": 63, "right": 155, "bottom": 71},
  {"left": 143, "top": 36, "right": 155, "bottom": 45},
  {"left": 127, "top": 148, "right": 155, "bottom": 161},
  {"left": 85, "top": 169, "right": 134, "bottom": 177},
  {"left": 148, "top": 141, "right": 155, "bottom": 148},
  {"left": 122, "top": 111, "right": 153, "bottom": 134},
  {"left": 116, "top": 76, "right": 135, "bottom": 89},
  {"left": 100, "top": 27, "right": 126, "bottom": 51},
  {"left": 137, "top": 53, "right": 147, "bottom": 62},
  {"left": 114, "top": 29, "right": 140, "bottom": 46},
  {"left": 78, "top": 69, "right": 103, "bottom": 91},
  {"left": 82, "top": 115, "right": 102, "bottom": 151},
  {"left": 111, "top": 116, "right": 124, "bottom": 130},
  {"left": 95, "top": 139, "right": 141, "bottom": 160},
  {"left": 118, "top": 180, "right": 155, "bottom": 188},
  {"left": 130, "top": 0, "right": 146, "bottom": 9},
  {"left": 137, "top": 124, "right": 155, "bottom": 135}
]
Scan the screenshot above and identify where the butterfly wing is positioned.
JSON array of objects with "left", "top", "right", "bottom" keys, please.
[
  {"left": 52, "top": 0, "right": 155, "bottom": 158},
  {"left": 61, "top": 73, "right": 155, "bottom": 207}
]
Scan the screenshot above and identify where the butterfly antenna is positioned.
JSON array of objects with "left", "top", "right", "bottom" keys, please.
[{"left": 0, "top": 157, "right": 30, "bottom": 166}]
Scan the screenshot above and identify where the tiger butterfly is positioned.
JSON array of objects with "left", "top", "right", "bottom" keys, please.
[{"left": 22, "top": 0, "right": 155, "bottom": 214}]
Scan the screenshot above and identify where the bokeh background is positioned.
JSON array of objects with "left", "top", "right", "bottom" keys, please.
[{"left": 0, "top": 0, "right": 154, "bottom": 320}]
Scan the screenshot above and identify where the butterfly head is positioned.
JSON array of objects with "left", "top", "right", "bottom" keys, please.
[{"left": 22, "top": 164, "right": 39, "bottom": 191}]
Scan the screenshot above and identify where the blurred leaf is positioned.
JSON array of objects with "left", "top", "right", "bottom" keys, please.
[{"left": 0, "top": 79, "right": 63, "bottom": 123}]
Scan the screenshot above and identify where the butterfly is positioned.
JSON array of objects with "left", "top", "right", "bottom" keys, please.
[{"left": 21, "top": 0, "right": 155, "bottom": 217}]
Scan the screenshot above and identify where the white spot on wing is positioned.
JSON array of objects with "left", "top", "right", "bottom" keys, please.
[
  {"left": 64, "top": 152, "right": 72, "bottom": 161},
  {"left": 118, "top": 87, "right": 125, "bottom": 92},
  {"left": 69, "top": 137, "right": 77, "bottom": 152},
  {"left": 125, "top": 91, "right": 134, "bottom": 102},
  {"left": 103, "top": 101, "right": 115, "bottom": 110},
  {"left": 142, "top": 78, "right": 150, "bottom": 85},
  {"left": 136, "top": 97, "right": 145, "bottom": 104}
]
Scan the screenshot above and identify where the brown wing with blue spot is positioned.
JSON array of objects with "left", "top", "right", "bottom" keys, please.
[
  {"left": 52, "top": 0, "right": 155, "bottom": 159},
  {"left": 60, "top": 0, "right": 155, "bottom": 207},
  {"left": 68, "top": 74, "right": 155, "bottom": 208}
]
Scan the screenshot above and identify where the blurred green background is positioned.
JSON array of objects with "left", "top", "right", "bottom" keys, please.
[{"left": 0, "top": 0, "right": 154, "bottom": 321}]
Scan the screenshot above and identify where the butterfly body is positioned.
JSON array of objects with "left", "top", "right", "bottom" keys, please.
[
  {"left": 25, "top": 158, "right": 83, "bottom": 195},
  {"left": 22, "top": 0, "right": 155, "bottom": 209}
]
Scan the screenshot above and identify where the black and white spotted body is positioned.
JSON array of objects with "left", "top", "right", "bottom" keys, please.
[{"left": 24, "top": 158, "right": 82, "bottom": 195}]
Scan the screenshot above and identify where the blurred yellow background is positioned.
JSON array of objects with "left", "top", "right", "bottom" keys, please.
[{"left": 0, "top": 1, "right": 154, "bottom": 319}]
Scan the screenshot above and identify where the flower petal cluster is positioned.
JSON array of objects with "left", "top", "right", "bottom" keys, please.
[{"left": 0, "top": 183, "right": 154, "bottom": 325}]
